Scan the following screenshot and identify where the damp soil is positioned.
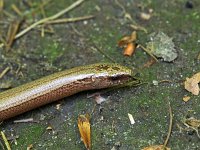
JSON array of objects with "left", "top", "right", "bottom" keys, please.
[{"left": 0, "top": 0, "right": 200, "bottom": 150}]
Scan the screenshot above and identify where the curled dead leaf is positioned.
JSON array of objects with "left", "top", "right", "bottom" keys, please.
[
  {"left": 78, "top": 114, "right": 91, "bottom": 150},
  {"left": 118, "top": 31, "right": 137, "bottom": 47},
  {"left": 123, "top": 43, "right": 136, "bottom": 56},
  {"left": 185, "top": 117, "right": 200, "bottom": 128},
  {"left": 118, "top": 36, "right": 132, "bottom": 47},
  {"left": 118, "top": 31, "right": 137, "bottom": 57},
  {"left": 184, "top": 72, "right": 200, "bottom": 95}
]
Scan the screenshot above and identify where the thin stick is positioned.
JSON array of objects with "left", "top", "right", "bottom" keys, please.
[
  {"left": 163, "top": 102, "right": 173, "bottom": 149},
  {"left": 91, "top": 45, "right": 116, "bottom": 63},
  {"left": 14, "top": 118, "right": 39, "bottom": 123},
  {"left": 0, "top": 0, "right": 3, "bottom": 12},
  {"left": 39, "top": 0, "right": 54, "bottom": 37},
  {"left": 6, "top": 20, "right": 21, "bottom": 51},
  {"left": 11, "top": 4, "right": 23, "bottom": 16},
  {"left": 138, "top": 44, "right": 158, "bottom": 62},
  {"left": 1, "top": 131, "right": 11, "bottom": 150},
  {"left": 14, "top": 0, "right": 85, "bottom": 39},
  {"left": 0, "top": 67, "right": 10, "bottom": 79},
  {"left": 45, "top": 15, "right": 94, "bottom": 24}
]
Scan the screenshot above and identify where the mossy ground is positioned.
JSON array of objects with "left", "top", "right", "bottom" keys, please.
[{"left": 0, "top": 0, "right": 200, "bottom": 150}]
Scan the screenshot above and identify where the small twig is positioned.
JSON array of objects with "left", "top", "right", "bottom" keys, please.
[
  {"left": 163, "top": 102, "right": 173, "bottom": 149},
  {"left": 1, "top": 131, "right": 11, "bottom": 150},
  {"left": 11, "top": 4, "right": 23, "bottom": 16},
  {"left": 0, "top": 139, "right": 5, "bottom": 150},
  {"left": 91, "top": 45, "right": 116, "bottom": 63},
  {"left": 115, "top": 0, "right": 147, "bottom": 33},
  {"left": 2, "top": 10, "right": 15, "bottom": 18},
  {"left": 39, "top": 1, "right": 54, "bottom": 37},
  {"left": 0, "top": 67, "right": 10, "bottom": 79},
  {"left": 0, "top": 36, "right": 6, "bottom": 48},
  {"left": 14, "top": 118, "right": 39, "bottom": 123},
  {"left": 0, "top": 0, "right": 3, "bottom": 12},
  {"left": 138, "top": 44, "right": 158, "bottom": 62},
  {"left": 44, "top": 15, "right": 94, "bottom": 24},
  {"left": 114, "top": 0, "right": 126, "bottom": 14},
  {"left": 14, "top": 0, "right": 85, "bottom": 39},
  {"left": 6, "top": 20, "right": 21, "bottom": 51}
]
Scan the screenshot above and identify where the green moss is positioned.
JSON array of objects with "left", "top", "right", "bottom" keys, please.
[{"left": 11, "top": 124, "right": 45, "bottom": 149}]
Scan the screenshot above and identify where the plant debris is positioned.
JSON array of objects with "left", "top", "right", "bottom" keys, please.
[
  {"left": 146, "top": 32, "right": 178, "bottom": 62},
  {"left": 0, "top": 67, "right": 10, "bottom": 79},
  {"left": 87, "top": 92, "right": 108, "bottom": 104},
  {"left": 142, "top": 102, "right": 172, "bottom": 150},
  {"left": 182, "top": 96, "right": 191, "bottom": 102},
  {"left": 128, "top": 113, "right": 135, "bottom": 125},
  {"left": 6, "top": 20, "right": 21, "bottom": 51},
  {"left": 142, "top": 58, "right": 156, "bottom": 68},
  {"left": 118, "top": 31, "right": 137, "bottom": 56},
  {"left": 183, "top": 117, "right": 200, "bottom": 138},
  {"left": 78, "top": 114, "right": 91, "bottom": 150},
  {"left": 14, "top": 118, "right": 39, "bottom": 123},
  {"left": 118, "top": 31, "right": 137, "bottom": 46},
  {"left": 142, "top": 145, "right": 171, "bottom": 150},
  {"left": 184, "top": 72, "right": 200, "bottom": 95},
  {"left": 140, "top": 12, "right": 152, "bottom": 20},
  {"left": 94, "top": 94, "right": 107, "bottom": 104},
  {"left": 1, "top": 131, "right": 11, "bottom": 150},
  {"left": 27, "top": 144, "right": 33, "bottom": 150}
]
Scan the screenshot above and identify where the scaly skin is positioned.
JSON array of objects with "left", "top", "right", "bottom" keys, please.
[{"left": 0, "top": 63, "right": 138, "bottom": 121}]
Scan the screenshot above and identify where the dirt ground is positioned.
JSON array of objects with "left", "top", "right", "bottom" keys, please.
[{"left": 0, "top": 0, "right": 200, "bottom": 150}]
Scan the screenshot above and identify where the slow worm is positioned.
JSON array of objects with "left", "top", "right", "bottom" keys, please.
[{"left": 0, "top": 63, "right": 139, "bottom": 121}]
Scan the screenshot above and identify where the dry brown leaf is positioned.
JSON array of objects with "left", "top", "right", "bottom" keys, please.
[
  {"left": 123, "top": 43, "right": 136, "bottom": 56},
  {"left": 118, "top": 36, "right": 132, "bottom": 47},
  {"left": 182, "top": 117, "right": 200, "bottom": 138},
  {"left": 118, "top": 31, "right": 137, "bottom": 47},
  {"left": 185, "top": 117, "right": 200, "bottom": 128},
  {"left": 142, "top": 145, "right": 170, "bottom": 150},
  {"left": 78, "top": 114, "right": 91, "bottom": 150},
  {"left": 27, "top": 144, "right": 33, "bottom": 150},
  {"left": 182, "top": 96, "right": 190, "bottom": 102},
  {"left": 184, "top": 72, "right": 200, "bottom": 95}
]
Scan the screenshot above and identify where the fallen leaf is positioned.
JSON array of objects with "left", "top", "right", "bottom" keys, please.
[
  {"left": 142, "top": 145, "right": 170, "bottom": 150},
  {"left": 78, "top": 114, "right": 91, "bottom": 150},
  {"left": 123, "top": 43, "right": 136, "bottom": 56},
  {"left": 184, "top": 72, "right": 200, "bottom": 95},
  {"left": 118, "top": 31, "right": 137, "bottom": 57},
  {"left": 185, "top": 117, "right": 200, "bottom": 128},
  {"left": 118, "top": 36, "right": 132, "bottom": 47},
  {"left": 182, "top": 96, "right": 191, "bottom": 102},
  {"left": 146, "top": 32, "right": 177, "bottom": 62},
  {"left": 118, "top": 31, "right": 137, "bottom": 47}
]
